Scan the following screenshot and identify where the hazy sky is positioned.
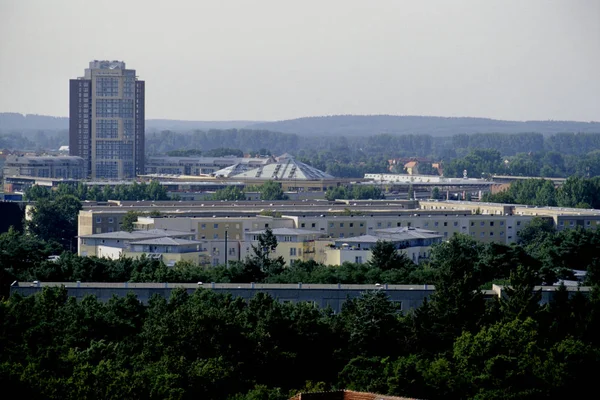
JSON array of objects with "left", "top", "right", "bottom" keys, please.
[{"left": 0, "top": 0, "right": 598, "bottom": 121}]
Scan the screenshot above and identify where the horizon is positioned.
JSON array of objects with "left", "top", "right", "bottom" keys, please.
[{"left": 2, "top": 111, "right": 599, "bottom": 125}]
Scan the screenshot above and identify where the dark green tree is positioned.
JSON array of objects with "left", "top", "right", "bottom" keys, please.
[
  {"left": 368, "top": 240, "right": 414, "bottom": 273},
  {"left": 257, "top": 181, "right": 288, "bottom": 201},
  {"left": 26, "top": 195, "right": 82, "bottom": 251}
]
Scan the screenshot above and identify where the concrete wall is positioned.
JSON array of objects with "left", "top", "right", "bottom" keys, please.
[{"left": 10, "top": 283, "right": 437, "bottom": 313}]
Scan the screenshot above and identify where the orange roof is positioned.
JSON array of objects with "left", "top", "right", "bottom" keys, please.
[{"left": 404, "top": 161, "right": 418, "bottom": 168}]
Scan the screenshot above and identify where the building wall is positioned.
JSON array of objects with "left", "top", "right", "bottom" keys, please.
[
  {"left": 2, "top": 156, "right": 84, "bottom": 179},
  {"left": 78, "top": 212, "right": 126, "bottom": 235},
  {"left": 97, "top": 245, "right": 122, "bottom": 259},
  {"left": 326, "top": 245, "right": 433, "bottom": 266},
  {"left": 71, "top": 61, "right": 144, "bottom": 180},
  {"left": 11, "top": 284, "right": 438, "bottom": 312},
  {"left": 69, "top": 79, "right": 92, "bottom": 177}
]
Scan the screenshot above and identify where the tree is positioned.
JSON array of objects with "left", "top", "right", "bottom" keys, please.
[
  {"left": 500, "top": 265, "right": 542, "bottom": 321},
  {"left": 257, "top": 181, "right": 288, "bottom": 201},
  {"left": 325, "top": 186, "right": 349, "bottom": 201},
  {"left": 212, "top": 186, "right": 246, "bottom": 201},
  {"left": 337, "top": 291, "right": 403, "bottom": 357},
  {"left": 407, "top": 184, "right": 414, "bottom": 200},
  {"left": 351, "top": 185, "right": 384, "bottom": 200},
  {"left": 239, "top": 228, "right": 286, "bottom": 280},
  {"left": 517, "top": 217, "right": 555, "bottom": 245},
  {"left": 27, "top": 195, "right": 82, "bottom": 251},
  {"left": 431, "top": 187, "right": 440, "bottom": 200},
  {"left": 121, "top": 211, "right": 141, "bottom": 232},
  {"left": 24, "top": 184, "right": 52, "bottom": 201},
  {"left": 368, "top": 240, "right": 413, "bottom": 272},
  {"left": 416, "top": 234, "right": 487, "bottom": 353}
]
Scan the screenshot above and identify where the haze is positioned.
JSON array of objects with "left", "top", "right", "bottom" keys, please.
[{"left": 0, "top": 0, "right": 598, "bottom": 122}]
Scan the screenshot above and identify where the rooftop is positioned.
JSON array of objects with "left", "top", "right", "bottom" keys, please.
[
  {"left": 129, "top": 237, "right": 203, "bottom": 246},
  {"left": 5, "top": 155, "right": 84, "bottom": 164},
  {"left": 247, "top": 227, "right": 324, "bottom": 236},
  {"left": 79, "top": 229, "right": 193, "bottom": 240},
  {"left": 232, "top": 155, "right": 334, "bottom": 180},
  {"left": 334, "top": 228, "right": 443, "bottom": 244}
]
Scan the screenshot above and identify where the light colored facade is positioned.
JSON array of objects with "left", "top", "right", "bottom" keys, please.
[
  {"left": 78, "top": 206, "right": 531, "bottom": 246},
  {"left": 78, "top": 229, "right": 195, "bottom": 257},
  {"left": 77, "top": 200, "right": 600, "bottom": 263},
  {"left": 323, "top": 227, "right": 443, "bottom": 265},
  {"left": 78, "top": 229, "right": 207, "bottom": 266},
  {"left": 70, "top": 60, "right": 145, "bottom": 179},
  {"left": 242, "top": 228, "right": 326, "bottom": 266}
]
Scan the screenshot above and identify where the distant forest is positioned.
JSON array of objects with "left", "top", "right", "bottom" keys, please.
[
  {"left": 2, "top": 112, "right": 599, "bottom": 137},
  {"left": 2, "top": 113, "right": 600, "bottom": 179}
]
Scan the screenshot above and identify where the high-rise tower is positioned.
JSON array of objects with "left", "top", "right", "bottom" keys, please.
[{"left": 69, "top": 60, "right": 145, "bottom": 179}]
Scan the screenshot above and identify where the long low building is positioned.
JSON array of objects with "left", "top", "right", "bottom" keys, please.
[{"left": 10, "top": 282, "right": 589, "bottom": 313}]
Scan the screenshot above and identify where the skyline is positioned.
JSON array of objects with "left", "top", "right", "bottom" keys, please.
[{"left": 0, "top": 0, "right": 599, "bottom": 122}]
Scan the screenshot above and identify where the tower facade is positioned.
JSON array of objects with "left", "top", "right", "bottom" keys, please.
[{"left": 69, "top": 60, "right": 145, "bottom": 179}]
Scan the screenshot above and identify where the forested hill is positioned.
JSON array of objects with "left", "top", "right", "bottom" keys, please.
[
  {"left": 3, "top": 113, "right": 599, "bottom": 137},
  {"left": 248, "top": 115, "right": 600, "bottom": 136},
  {"left": 0, "top": 113, "right": 67, "bottom": 131}
]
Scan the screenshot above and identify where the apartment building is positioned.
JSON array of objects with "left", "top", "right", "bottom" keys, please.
[
  {"left": 78, "top": 229, "right": 196, "bottom": 257},
  {"left": 69, "top": 60, "right": 145, "bottom": 179},
  {"left": 242, "top": 228, "right": 326, "bottom": 266},
  {"left": 323, "top": 227, "right": 443, "bottom": 265},
  {"left": 76, "top": 199, "right": 600, "bottom": 266}
]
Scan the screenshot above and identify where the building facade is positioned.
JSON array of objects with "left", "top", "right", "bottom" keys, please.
[
  {"left": 70, "top": 60, "right": 145, "bottom": 179},
  {"left": 145, "top": 156, "right": 274, "bottom": 176},
  {"left": 2, "top": 155, "right": 84, "bottom": 180}
]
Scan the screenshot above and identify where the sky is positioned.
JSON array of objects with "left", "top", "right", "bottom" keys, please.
[{"left": 0, "top": 0, "right": 599, "bottom": 122}]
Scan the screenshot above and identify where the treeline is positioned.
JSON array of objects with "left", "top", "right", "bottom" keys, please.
[
  {"left": 324, "top": 185, "right": 384, "bottom": 201},
  {"left": 248, "top": 115, "right": 600, "bottom": 136},
  {"left": 147, "top": 130, "right": 600, "bottom": 178},
  {"left": 5, "top": 218, "right": 600, "bottom": 295},
  {"left": 482, "top": 177, "right": 600, "bottom": 209},
  {"left": 24, "top": 182, "right": 170, "bottom": 202},
  {"left": 444, "top": 148, "right": 600, "bottom": 178},
  {"left": 0, "top": 130, "right": 67, "bottom": 151},
  {"left": 3, "top": 224, "right": 600, "bottom": 398},
  {"left": 213, "top": 181, "right": 289, "bottom": 201}
]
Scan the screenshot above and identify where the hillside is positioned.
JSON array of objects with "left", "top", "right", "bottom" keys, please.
[
  {"left": 0, "top": 113, "right": 258, "bottom": 132},
  {"left": 2, "top": 113, "right": 599, "bottom": 137},
  {"left": 247, "top": 115, "right": 600, "bottom": 136}
]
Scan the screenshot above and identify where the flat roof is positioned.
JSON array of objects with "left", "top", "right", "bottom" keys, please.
[
  {"left": 246, "top": 227, "right": 324, "bottom": 236},
  {"left": 129, "top": 237, "right": 203, "bottom": 246},
  {"left": 79, "top": 229, "right": 193, "bottom": 239}
]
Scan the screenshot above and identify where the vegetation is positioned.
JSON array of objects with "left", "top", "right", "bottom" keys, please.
[
  {"left": 120, "top": 210, "right": 162, "bottom": 232},
  {"left": 211, "top": 186, "right": 247, "bottom": 201},
  {"left": 325, "top": 185, "right": 384, "bottom": 201},
  {"left": 482, "top": 176, "right": 600, "bottom": 209},
  {"left": 24, "top": 182, "right": 170, "bottom": 202},
  {"left": 246, "top": 181, "right": 289, "bottom": 201},
  {"left": 2, "top": 224, "right": 600, "bottom": 398},
  {"left": 26, "top": 195, "right": 81, "bottom": 251}
]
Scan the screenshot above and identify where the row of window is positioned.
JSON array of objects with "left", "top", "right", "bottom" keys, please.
[
  {"left": 96, "top": 141, "right": 134, "bottom": 159},
  {"left": 559, "top": 220, "right": 593, "bottom": 226},
  {"left": 96, "top": 77, "right": 120, "bottom": 96},
  {"left": 96, "top": 99, "right": 134, "bottom": 118}
]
